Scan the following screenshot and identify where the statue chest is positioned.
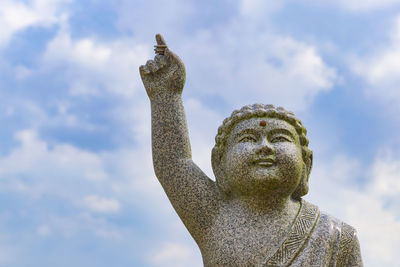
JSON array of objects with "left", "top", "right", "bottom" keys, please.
[
  {"left": 199, "top": 211, "right": 290, "bottom": 266},
  {"left": 197, "top": 200, "right": 321, "bottom": 266}
]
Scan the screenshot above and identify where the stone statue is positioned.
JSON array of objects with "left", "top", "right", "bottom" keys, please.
[{"left": 139, "top": 34, "right": 363, "bottom": 267}]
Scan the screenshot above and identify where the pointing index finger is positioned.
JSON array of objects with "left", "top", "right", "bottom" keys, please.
[
  {"left": 155, "top": 34, "right": 167, "bottom": 46},
  {"left": 154, "top": 34, "right": 168, "bottom": 55}
]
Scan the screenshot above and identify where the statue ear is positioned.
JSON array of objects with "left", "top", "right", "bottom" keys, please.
[
  {"left": 305, "top": 150, "right": 313, "bottom": 178},
  {"left": 211, "top": 147, "right": 230, "bottom": 196},
  {"left": 293, "top": 149, "right": 313, "bottom": 200}
]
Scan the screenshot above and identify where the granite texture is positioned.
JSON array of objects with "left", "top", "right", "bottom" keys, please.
[{"left": 139, "top": 34, "right": 363, "bottom": 267}]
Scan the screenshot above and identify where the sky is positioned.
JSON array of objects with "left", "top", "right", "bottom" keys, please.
[{"left": 0, "top": 0, "right": 400, "bottom": 266}]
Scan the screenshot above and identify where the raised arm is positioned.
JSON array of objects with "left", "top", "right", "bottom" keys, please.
[{"left": 139, "top": 34, "right": 219, "bottom": 240}]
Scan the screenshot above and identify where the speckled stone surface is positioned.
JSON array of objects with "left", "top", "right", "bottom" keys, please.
[{"left": 139, "top": 34, "right": 363, "bottom": 267}]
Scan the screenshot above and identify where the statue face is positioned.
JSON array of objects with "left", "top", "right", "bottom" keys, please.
[{"left": 221, "top": 117, "right": 304, "bottom": 198}]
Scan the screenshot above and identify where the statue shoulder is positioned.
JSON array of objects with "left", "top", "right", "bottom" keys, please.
[
  {"left": 314, "top": 207, "right": 363, "bottom": 267},
  {"left": 336, "top": 221, "right": 363, "bottom": 267}
]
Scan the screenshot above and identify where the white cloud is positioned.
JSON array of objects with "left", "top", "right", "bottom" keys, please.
[
  {"left": 149, "top": 242, "right": 202, "bottom": 267},
  {"left": 41, "top": 213, "right": 129, "bottom": 240},
  {"left": 370, "top": 153, "right": 400, "bottom": 199},
  {"left": 0, "top": 243, "right": 14, "bottom": 265},
  {"left": 0, "top": 128, "right": 158, "bottom": 243},
  {"left": 0, "top": 128, "right": 162, "bottom": 210},
  {"left": 307, "top": 154, "right": 362, "bottom": 217},
  {"left": 240, "top": 0, "right": 400, "bottom": 14},
  {"left": 0, "top": 126, "right": 204, "bottom": 263},
  {"left": 0, "top": 0, "right": 69, "bottom": 47},
  {"left": 346, "top": 194, "right": 400, "bottom": 266},
  {"left": 298, "top": 0, "right": 400, "bottom": 11},
  {"left": 36, "top": 225, "right": 51, "bottom": 236},
  {"left": 239, "top": 0, "right": 285, "bottom": 17},
  {"left": 46, "top": 32, "right": 112, "bottom": 68},
  {"left": 345, "top": 153, "right": 400, "bottom": 266},
  {"left": 0, "top": 129, "right": 109, "bottom": 188},
  {"left": 351, "top": 15, "right": 400, "bottom": 107},
  {"left": 0, "top": 126, "right": 173, "bottom": 215},
  {"left": 43, "top": 29, "right": 150, "bottom": 97},
  {"left": 331, "top": 0, "right": 400, "bottom": 11},
  {"left": 14, "top": 65, "right": 32, "bottom": 80},
  {"left": 83, "top": 195, "right": 121, "bottom": 214},
  {"left": 115, "top": 0, "right": 195, "bottom": 40},
  {"left": 180, "top": 29, "right": 337, "bottom": 111}
]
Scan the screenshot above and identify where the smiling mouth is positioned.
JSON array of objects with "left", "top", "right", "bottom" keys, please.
[{"left": 253, "top": 158, "right": 275, "bottom": 167}]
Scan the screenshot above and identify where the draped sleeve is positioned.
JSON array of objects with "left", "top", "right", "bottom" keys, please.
[{"left": 336, "top": 222, "right": 363, "bottom": 267}]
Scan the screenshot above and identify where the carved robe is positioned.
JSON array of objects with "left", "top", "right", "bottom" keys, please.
[{"left": 261, "top": 200, "right": 363, "bottom": 267}]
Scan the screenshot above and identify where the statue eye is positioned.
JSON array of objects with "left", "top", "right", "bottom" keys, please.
[
  {"left": 239, "top": 135, "right": 257, "bottom": 143},
  {"left": 271, "top": 135, "right": 291, "bottom": 143}
]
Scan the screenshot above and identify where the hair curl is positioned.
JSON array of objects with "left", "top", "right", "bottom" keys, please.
[{"left": 212, "top": 104, "right": 312, "bottom": 199}]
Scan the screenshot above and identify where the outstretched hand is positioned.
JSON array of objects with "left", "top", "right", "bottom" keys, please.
[{"left": 139, "top": 34, "right": 186, "bottom": 100}]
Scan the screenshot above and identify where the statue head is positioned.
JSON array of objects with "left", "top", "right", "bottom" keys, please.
[{"left": 211, "top": 104, "right": 313, "bottom": 200}]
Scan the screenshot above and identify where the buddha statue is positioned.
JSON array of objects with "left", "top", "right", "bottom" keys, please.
[{"left": 139, "top": 34, "right": 363, "bottom": 267}]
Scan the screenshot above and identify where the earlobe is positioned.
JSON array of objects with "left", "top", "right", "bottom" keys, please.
[
  {"left": 306, "top": 151, "right": 313, "bottom": 177},
  {"left": 302, "top": 150, "right": 313, "bottom": 196},
  {"left": 292, "top": 149, "right": 313, "bottom": 200},
  {"left": 302, "top": 150, "right": 313, "bottom": 191}
]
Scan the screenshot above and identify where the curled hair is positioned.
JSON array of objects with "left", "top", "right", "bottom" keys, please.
[{"left": 213, "top": 104, "right": 312, "bottom": 199}]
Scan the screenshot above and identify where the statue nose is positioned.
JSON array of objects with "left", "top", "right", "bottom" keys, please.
[{"left": 257, "top": 138, "right": 274, "bottom": 155}]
